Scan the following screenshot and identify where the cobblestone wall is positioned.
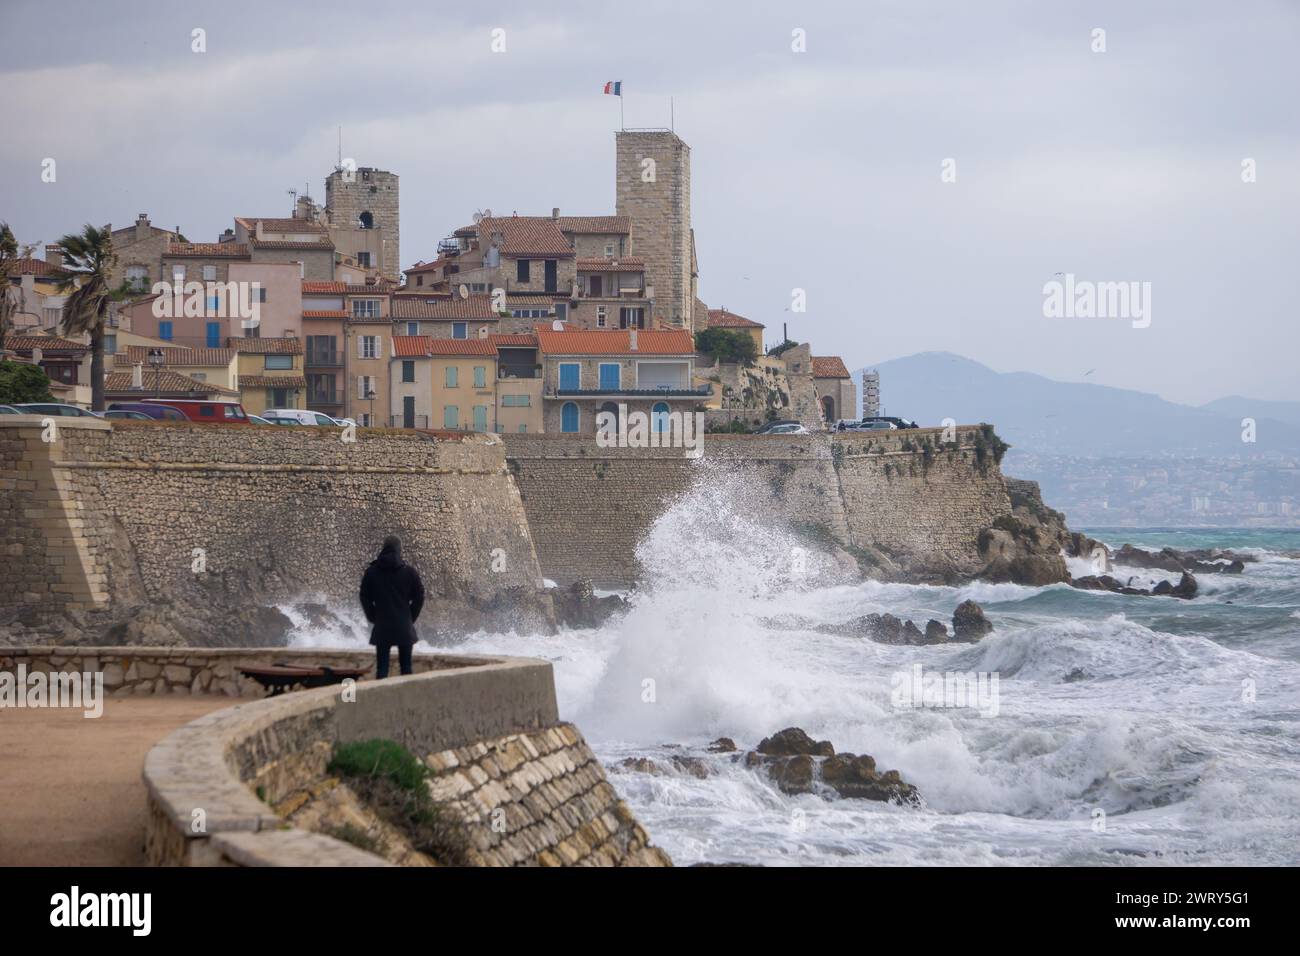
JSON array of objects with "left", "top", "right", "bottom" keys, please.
[{"left": 503, "top": 427, "right": 1012, "bottom": 585}]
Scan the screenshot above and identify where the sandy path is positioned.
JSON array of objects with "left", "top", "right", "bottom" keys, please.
[{"left": 0, "top": 695, "right": 238, "bottom": 866}]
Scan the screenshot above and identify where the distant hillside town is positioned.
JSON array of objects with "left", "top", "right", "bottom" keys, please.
[{"left": 2, "top": 131, "right": 863, "bottom": 434}]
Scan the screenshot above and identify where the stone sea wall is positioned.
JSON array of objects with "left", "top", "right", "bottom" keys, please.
[
  {"left": 0, "top": 418, "right": 542, "bottom": 622},
  {"left": 139, "top": 650, "right": 670, "bottom": 867},
  {"left": 502, "top": 427, "right": 1014, "bottom": 586}
]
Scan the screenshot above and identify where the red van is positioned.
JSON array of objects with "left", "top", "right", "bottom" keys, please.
[{"left": 142, "top": 399, "right": 250, "bottom": 424}]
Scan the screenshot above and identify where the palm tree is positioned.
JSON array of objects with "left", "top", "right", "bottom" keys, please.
[{"left": 51, "top": 224, "right": 117, "bottom": 411}]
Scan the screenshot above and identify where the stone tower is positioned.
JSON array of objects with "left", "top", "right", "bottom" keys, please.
[
  {"left": 615, "top": 131, "right": 694, "bottom": 330},
  {"left": 325, "top": 166, "right": 400, "bottom": 281}
]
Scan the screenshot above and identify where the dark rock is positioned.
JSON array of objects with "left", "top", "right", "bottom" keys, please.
[
  {"left": 923, "top": 619, "right": 949, "bottom": 644},
  {"left": 756, "top": 727, "right": 835, "bottom": 757},
  {"left": 952, "top": 600, "right": 993, "bottom": 641},
  {"left": 550, "top": 580, "right": 627, "bottom": 630},
  {"left": 821, "top": 755, "right": 920, "bottom": 805},
  {"left": 753, "top": 753, "right": 816, "bottom": 794},
  {"left": 707, "top": 737, "right": 737, "bottom": 753},
  {"left": 1152, "top": 572, "right": 1198, "bottom": 600},
  {"left": 1072, "top": 571, "right": 1197, "bottom": 599},
  {"left": 1063, "top": 667, "right": 1090, "bottom": 683},
  {"left": 619, "top": 755, "right": 712, "bottom": 779},
  {"left": 901, "top": 619, "right": 925, "bottom": 644}
]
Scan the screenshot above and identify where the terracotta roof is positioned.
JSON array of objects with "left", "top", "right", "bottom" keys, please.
[
  {"left": 536, "top": 328, "right": 695, "bottom": 356},
  {"left": 5, "top": 257, "right": 58, "bottom": 276},
  {"left": 166, "top": 243, "right": 249, "bottom": 258},
  {"left": 103, "top": 370, "right": 239, "bottom": 396},
  {"left": 303, "top": 310, "right": 349, "bottom": 319},
  {"left": 576, "top": 256, "right": 645, "bottom": 272},
  {"left": 6, "top": 335, "right": 87, "bottom": 352},
  {"left": 301, "top": 280, "right": 393, "bottom": 295},
  {"left": 239, "top": 375, "right": 307, "bottom": 389},
  {"left": 812, "top": 356, "right": 851, "bottom": 379},
  {"left": 554, "top": 216, "right": 629, "bottom": 234},
  {"left": 392, "top": 336, "right": 496, "bottom": 358},
  {"left": 302, "top": 281, "right": 347, "bottom": 294},
  {"left": 250, "top": 238, "right": 334, "bottom": 251},
  {"left": 391, "top": 295, "right": 500, "bottom": 320},
  {"left": 235, "top": 217, "right": 328, "bottom": 234},
  {"left": 480, "top": 217, "right": 573, "bottom": 258},
  {"left": 706, "top": 308, "right": 765, "bottom": 330},
  {"left": 119, "top": 346, "right": 235, "bottom": 366},
  {"left": 227, "top": 337, "right": 303, "bottom": 354},
  {"left": 403, "top": 258, "right": 450, "bottom": 275},
  {"left": 488, "top": 333, "right": 539, "bottom": 347}
]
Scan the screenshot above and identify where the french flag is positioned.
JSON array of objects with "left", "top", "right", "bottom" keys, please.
[{"left": 603, "top": 81, "right": 622, "bottom": 96}]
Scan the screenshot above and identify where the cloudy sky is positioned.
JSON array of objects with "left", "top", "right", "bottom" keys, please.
[{"left": 3, "top": 0, "right": 1296, "bottom": 405}]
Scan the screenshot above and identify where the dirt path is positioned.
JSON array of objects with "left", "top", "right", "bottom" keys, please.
[{"left": 0, "top": 695, "right": 238, "bottom": 866}]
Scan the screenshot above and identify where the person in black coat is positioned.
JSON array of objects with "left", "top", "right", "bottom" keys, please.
[{"left": 359, "top": 535, "right": 426, "bottom": 678}]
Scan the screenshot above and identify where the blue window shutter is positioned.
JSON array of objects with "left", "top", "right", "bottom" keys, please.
[
  {"left": 599, "top": 363, "right": 620, "bottom": 390},
  {"left": 561, "top": 402, "right": 579, "bottom": 432},
  {"left": 206, "top": 322, "right": 220, "bottom": 348},
  {"left": 159, "top": 321, "right": 173, "bottom": 341},
  {"left": 559, "top": 364, "right": 579, "bottom": 390},
  {"left": 653, "top": 401, "right": 670, "bottom": 432}
]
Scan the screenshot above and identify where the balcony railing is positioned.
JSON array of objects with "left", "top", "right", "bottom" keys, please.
[
  {"left": 305, "top": 350, "right": 343, "bottom": 367},
  {"left": 548, "top": 385, "right": 712, "bottom": 398},
  {"left": 390, "top": 414, "right": 431, "bottom": 429}
]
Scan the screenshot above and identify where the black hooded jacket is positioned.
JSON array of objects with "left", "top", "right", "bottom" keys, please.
[{"left": 359, "top": 544, "right": 426, "bottom": 647}]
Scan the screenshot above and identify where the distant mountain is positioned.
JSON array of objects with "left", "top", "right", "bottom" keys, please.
[
  {"left": 851, "top": 352, "right": 1300, "bottom": 458},
  {"left": 1201, "top": 395, "right": 1300, "bottom": 428}
]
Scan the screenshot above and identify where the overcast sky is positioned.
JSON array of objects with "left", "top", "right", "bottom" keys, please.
[{"left": 3, "top": 0, "right": 1296, "bottom": 405}]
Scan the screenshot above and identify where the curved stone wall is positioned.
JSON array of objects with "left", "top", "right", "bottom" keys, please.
[{"left": 137, "top": 649, "right": 669, "bottom": 867}]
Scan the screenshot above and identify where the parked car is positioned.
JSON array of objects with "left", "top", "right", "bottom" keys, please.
[
  {"left": 753, "top": 419, "right": 803, "bottom": 435},
  {"left": 0, "top": 404, "right": 21, "bottom": 414},
  {"left": 263, "top": 408, "right": 344, "bottom": 426},
  {"left": 141, "top": 399, "right": 250, "bottom": 423},
  {"left": 246, "top": 414, "right": 275, "bottom": 425},
  {"left": 106, "top": 402, "right": 188, "bottom": 421},
  {"left": 261, "top": 415, "right": 301, "bottom": 426},
  {"left": 13, "top": 402, "right": 100, "bottom": 418},
  {"left": 761, "top": 422, "right": 810, "bottom": 435},
  {"left": 102, "top": 409, "right": 156, "bottom": 420}
]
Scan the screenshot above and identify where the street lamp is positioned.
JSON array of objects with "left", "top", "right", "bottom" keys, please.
[
  {"left": 147, "top": 348, "right": 165, "bottom": 397},
  {"left": 366, "top": 389, "right": 376, "bottom": 428}
]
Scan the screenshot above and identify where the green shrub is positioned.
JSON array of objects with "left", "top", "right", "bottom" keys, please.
[
  {"left": 695, "top": 327, "right": 758, "bottom": 365},
  {"left": 0, "top": 360, "right": 55, "bottom": 404}
]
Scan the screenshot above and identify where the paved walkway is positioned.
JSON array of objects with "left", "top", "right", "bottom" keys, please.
[{"left": 0, "top": 695, "right": 237, "bottom": 866}]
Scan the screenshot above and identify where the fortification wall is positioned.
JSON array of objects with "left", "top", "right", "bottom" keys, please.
[
  {"left": 0, "top": 419, "right": 541, "bottom": 621},
  {"left": 503, "top": 427, "right": 1012, "bottom": 586}
]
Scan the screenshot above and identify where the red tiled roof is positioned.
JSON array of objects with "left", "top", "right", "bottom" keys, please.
[
  {"left": 250, "top": 238, "right": 334, "bottom": 251},
  {"left": 536, "top": 328, "right": 694, "bottom": 356},
  {"left": 166, "top": 243, "right": 249, "bottom": 258},
  {"left": 227, "top": 337, "right": 303, "bottom": 354},
  {"left": 239, "top": 375, "right": 307, "bottom": 389},
  {"left": 235, "top": 217, "right": 328, "bottom": 234},
  {"left": 103, "top": 370, "right": 239, "bottom": 396},
  {"left": 391, "top": 295, "right": 500, "bottom": 320},
  {"left": 302, "top": 281, "right": 346, "bottom": 294},
  {"left": 5, "top": 257, "right": 58, "bottom": 276},
  {"left": 392, "top": 335, "right": 496, "bottom": 357},
  {"left": 301, "top": 280, "right": 393, "bottom": 295},
  {"left": 706, "top": 308, "right": 765, "bottom": 330},
  {"left": 403, "top": 258, "right": 450, "bottom": 275},
  {"left": 303, "top": 310, "right": 349, "bottom": 319},
  {"left": 479, "top": 217, "right": 573, "bottom": 258},
  {"left": 118, "top": 346, "right": 235, "bottom": 366},
  {"left": 6, "top": 335, "right": 87, "bottom": 352},
  {"left": 554, "top": 216, "right": 629, "bottom": 234},
  {"left": 576, "top": 256, "right": 645, "bottom": 272},
  {"left": 488, "top": 333, "right": 539, "bottom": 347},
  {"left": 812, "top": 356, "right": 851, "bottom": 379}
]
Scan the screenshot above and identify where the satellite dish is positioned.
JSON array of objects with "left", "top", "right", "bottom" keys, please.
[
  {"left": 458, "top": 284, "right": 469, "bottom": 300},
  {"left": 551, "top": 319, "right": 564, "bottom": 331},
  {"left": 482, "top": 208, "right": 493, "bottom": 220},
  {"left": 472, "top": 210, "right": 483, "bottom": 225}
]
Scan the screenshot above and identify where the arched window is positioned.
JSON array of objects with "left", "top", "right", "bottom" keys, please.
[
  {"left": 561, "top": 402, "right": 579, "bottom": 433},
  {"left": 820, "top": 395, "right": 835, "bottom": 422},
  {"left": 358, "top": 211, "right": 374, "bottom": 230},
  {"left": 652, "top": 401, "right": 670, "bottom": 433},
  {"left": 598, "top": 401, "right": 620, "bottom": 432}
]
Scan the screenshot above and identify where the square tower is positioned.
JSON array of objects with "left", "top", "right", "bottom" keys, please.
[
  {"left": 615, "top": 131, "right": 693, "bottom": 330},
  {"left": 325, "top": 166, "right": 400, "bottom": 281}
]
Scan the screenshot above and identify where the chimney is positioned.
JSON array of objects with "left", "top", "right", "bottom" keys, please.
[
  {"left": 629, "top": 328, "right": 638, "bottom": 351},
  {"left": 219, "top": 228, "right": 235, "bottom": 244},
  {"left": 44, "top": 245, "right": 63, "bottom": 269},
  {"left": 136, "top": 213, "right": 150, "bottom": 242},
  {"left": 552, "top": 207, "right": 560, "bottom": 220},
  {"left": 132, "top": 362, "right": 143, "bottom": 389}
]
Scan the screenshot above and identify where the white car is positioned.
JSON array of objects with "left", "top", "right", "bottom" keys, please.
[{"left": 262, "top": 409, "right": 341, "bottom": 426}]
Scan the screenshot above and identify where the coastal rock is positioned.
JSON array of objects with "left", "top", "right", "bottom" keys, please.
[
  {"left": 707, "top": 737, "right": 738, "bottom": 753},
  {"left": 975, "top": 480, "right": 1072, "bottom": 586},
  {"left": 619, "top": 755, "right": 713, "bottom": 779},
  {"left": 550, "top": 580, "right": 628, "bottom": 630},
  {"left": 952, "top": 600, "right": 994, "bottom": 641},
  {"left": 1152, "top": 572, "right": 1198, "bottom": 600},
  {"left": 1070, "top": 572, "right": 1198, "bottom": 599},
  {"left": 924, "top": 619, "right": 949, "bottom": 644},
  {"left": 1114, "top": 544, "right": 1246, "bottom": 575},
  {"left": 745, "top": 727, "right": 920, "bottom": 805}
]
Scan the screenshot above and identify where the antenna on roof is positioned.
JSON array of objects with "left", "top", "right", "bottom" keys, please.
[
  {"left": 337, "top": 126, "right": 342, "bottom": 170},
  {"left": 458, "top": 284, "right": 469, "bottom": 300}
]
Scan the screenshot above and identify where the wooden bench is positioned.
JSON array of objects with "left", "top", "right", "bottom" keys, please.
[{"left": 238, "top": 663, "right": 369, "bottom": 697}]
